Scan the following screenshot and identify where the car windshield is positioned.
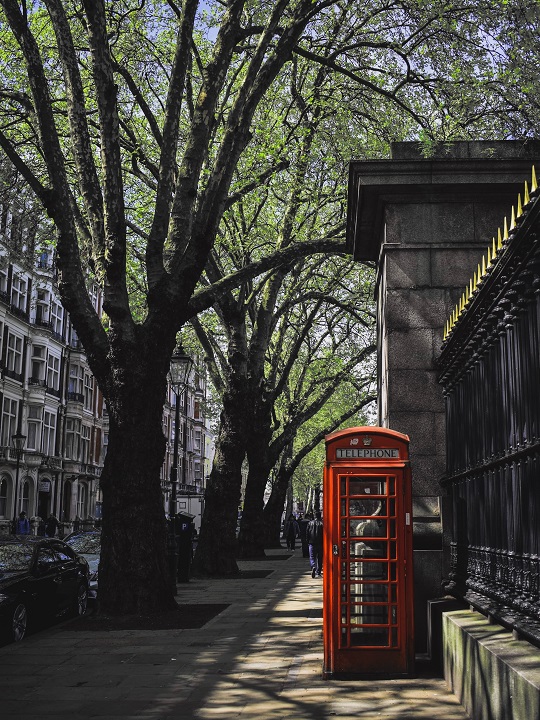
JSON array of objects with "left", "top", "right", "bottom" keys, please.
[
  {"left": 67, "top": 535, "right": 100, "bottom": 554},
  {"left": 0, "top": 544, "right": 34, "bottom": 571}
]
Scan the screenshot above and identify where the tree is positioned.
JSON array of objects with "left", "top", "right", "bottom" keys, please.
[
  {"left": 0, "top": 0, "right": 537, "bottom": 614},
  {"left": 0, "top": 0, "right": 349, "bottom": 614}
]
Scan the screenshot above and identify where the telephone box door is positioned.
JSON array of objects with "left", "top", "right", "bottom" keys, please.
[{"left": 323, "top": 427, "right": 414, "bottom": 678}]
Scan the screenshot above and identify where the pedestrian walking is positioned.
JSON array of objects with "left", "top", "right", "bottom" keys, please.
[
  {"left": 284, "top": 513, "right": 299, "bottom": 551},
  {"left": 45, "top": 513, "right": 59, "bottom": 538},
  {"left": 15, "top": 511, "right": 30, "bottom": 535},
  {"left": 307, "top": 511, "right": 323, "bottom": 577},
  {"left": 298, "top": 513, "right": 310, "bottom": 558}
]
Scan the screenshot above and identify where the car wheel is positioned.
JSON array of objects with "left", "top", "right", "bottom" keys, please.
[
  {"left": 73, "top": 583, "right": 88, "bottom": 617},
  {"left": 11, "top": 602, "right": 28, "bottom": 642}
]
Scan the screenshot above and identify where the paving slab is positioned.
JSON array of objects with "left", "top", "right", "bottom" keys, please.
[{"left": 0, "top": 548, "right": 470, "bottom": 719}]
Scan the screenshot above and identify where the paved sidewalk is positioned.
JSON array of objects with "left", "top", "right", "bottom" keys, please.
[{"left": 0, "top": 549, "right": 470, "bottom": 719}]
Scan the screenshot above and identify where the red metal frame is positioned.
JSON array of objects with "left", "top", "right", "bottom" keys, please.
[{"left": 323, "top": 427, "right": 414, "bottom": 678}]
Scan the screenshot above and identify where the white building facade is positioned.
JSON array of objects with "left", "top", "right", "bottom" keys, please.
[
  {"left": 0, "top": 245, "right": 215, "bottom": 537},
  {"left": 0, "top": 249, "right": 105, "bottom": 536}
]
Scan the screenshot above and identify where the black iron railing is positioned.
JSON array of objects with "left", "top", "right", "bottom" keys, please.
[{"left": 438, "top": 182, "right": 540, "bottom": 645}]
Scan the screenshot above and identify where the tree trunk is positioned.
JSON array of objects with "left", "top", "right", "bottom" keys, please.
[
  {"left": 191, "top": 393, "right": 245, "bottom": 576},
  {"left": 261, "top": 451, "right": 293, "bottom": 548},
  {"left": 98, "top": 371, "right": 177, "bottom": 616},
  {"left": 236, "top": 397, "right": 272, "bottom": 558},
  {"left": 261, "top": 479, "right": 289, "bottom": 548},
  {"left": 236, "top": 453, "right": 269, "bottom": 558}
]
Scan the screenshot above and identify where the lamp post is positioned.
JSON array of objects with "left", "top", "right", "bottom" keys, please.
[
  {"left": 167, "top": 345, "right": 194, "bottom": 591},
  {"left": 11, "top": 430, "right": 26, "bottom": 530}
]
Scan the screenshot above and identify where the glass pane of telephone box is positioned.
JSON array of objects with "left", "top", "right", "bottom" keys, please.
[
  {"left": 348, "top": 583, "right": 388, "bottom": 603},
  {"left": 350, "top": 604, "right": 389, "bottom": 625},
  {"left": 348, "top": 561, "right": 388, "bottom": 581},
  {"left": 349, "top": 540, "right": 388, "bottom": 559},
  {"left": 349, "top": 519, "right": 387, "bottom": 538},
  {"left": 349, "top": 498, "right": 387, "bottom": 518},
  {"left": 349, "top": 478, "right": 387, "bottom": 495}
]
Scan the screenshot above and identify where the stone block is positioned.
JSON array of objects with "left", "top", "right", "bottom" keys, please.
[
  {"left": 389, "top": 411, "right": 439, "bottom": 455},
  {"left": 413, "top": 521, "right": 442, "bottom": 550},
  {"left": 385, "top": 202, "right": 476, "bottom": 246},
  {"left": 444, "top": 610, "right": 540, "bottom": 720},
  {"left": 412, "top": 496, "right": 441, "bottom": 517},
  {"left": 387, "top": 369, "right": 444, "bottom": 412},
  {"left": 391, "top": 140, "right": 540, "bottom": 161},
  {"left": 406, "top": 453, "right": 446, "bottom": 496},
  {"left": 386, "top": 288, "right": 450, "bottom": 331},
  {"left": 386, "top": 328, "right": 436, "bottom": 369},
  {"left": 383, "top": 247, "right": 431, "bottom": 288},
  {"left": 430, "top": 247, "right": 486, "bottom": 288},
  {"left": 413, "top": 549, "right": 444, "bottom": 653},
  {"left": 427, "top": 598, "right": 467, "bottom": 672},
  {"left": 473, "top": 202, "right": 513, "bottom": 243}
]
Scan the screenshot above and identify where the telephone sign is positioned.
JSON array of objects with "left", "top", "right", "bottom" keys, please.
[{"left": 323, "top": 426, "right": 414, "bottom": 678}]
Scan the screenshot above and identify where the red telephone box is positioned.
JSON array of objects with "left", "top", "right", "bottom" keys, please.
[{"left": 323, "top": 427, "right": 414, "bottom": 678}]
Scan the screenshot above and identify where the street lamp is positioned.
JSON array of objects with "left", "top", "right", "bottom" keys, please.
[
  {"left": 167, "top": 345, "right": 194, "bottom": 590},
  {"left": 11, "top": 430, "right": 26, "bottom": 529}
]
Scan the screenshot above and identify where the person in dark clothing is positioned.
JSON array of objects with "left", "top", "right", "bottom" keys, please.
[
  {"left": 15, "top": 511, "right": 30, "bottom": 535},
  {"left": 306, "top": 511, "right": 323, "bottom": 577},
  {"left": 284, "top": 513, "right": 299, "bottom": 551},
  {"left": 297, "top": 514, "right": 310, "bottom": 558},
  {"left": 45, "top": 514, "right": 59, "bottom": 538}
]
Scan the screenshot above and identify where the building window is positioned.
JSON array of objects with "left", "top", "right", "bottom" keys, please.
[
  {"left": 26, "top": 405, "right": 42, "bottom": 451},
  {"left": 65, "top": 417, "right": 81, "bottom": 460},
  {"left": 21, "top": 480, "right": 30, "bottom": 516},
  {"left": 35, "top": 288, "right": 50, "bottom": 325},
  {"left": 81, "top": 425, "right": 90, "bottom": 464},
  {"left": 0, "top": 476, "right": 8, "bottom": 517},
  {"left": 69, "top": 364, "right": 84, "bottom": 396},
  {"left": 42, "top": 410, "right": 56, "bottom": 456},
  {"left": 11, "top": 274, "right": 27, "bottom": 311},
  {"left": 1, "top": 397, "right": 17, "bottom": 447},
  {"left": 0, "top": 269, "right": 7, "bottom": 296},
  {"left": 77, "top": 483, "right": 87, "bottom": 518},
  {"left": 6, "top": 332, "right": 23, "bottom": 375},
  {"left": 46, "top": 354, "right": 60, "bottom": 391},
  {"left": 50, "top": 299, "right": 63, "bottom": 337},
  {"left": 83, "top": 373, "right": 93, "bottom": 411},
  {"left": 31, "top": 344, "right": 46, "bottom": 383}
]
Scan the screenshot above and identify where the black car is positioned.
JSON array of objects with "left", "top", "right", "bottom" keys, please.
[
  {"left": 64, "top": 531, "right": 100, "bottom": 600},
  {"left": 0, "top": 536, "right": 89, "bottom": 643}
]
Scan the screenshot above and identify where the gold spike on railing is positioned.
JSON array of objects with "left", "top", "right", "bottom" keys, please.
[
  {"left": 481, "top": 255, "right": 486, "bottom": 277},
  {"left": 465, "top": 285, "right": 470, "bottom": 304},
  {"left": 503, "top": 217, "right": 509, "bottom": 241},
  {"left": 469, "top": 277, "right": 474, "bottom": 296},
  {"left": 477, "top": 264, "right": 482, "bottom": 286},
  {"left": 532, "top": 165, "right": 538, "bottom": 193},
  {"left": 497, "top": 228, "right": 503, "bottom": 251},
  {"left": 510, "top": 206, "right": 516, "bottom": 231},
  {"left": 525, "top": 180, "right": 530, "bottom": 205},
  {"left": 517, "top": 193, "right": 523, "bottom": 218},
  {"left": 492, "top": 236, "right": 497, "bottom": 258},
  {"left": 487, "top": 244, "right": 492, "bottom": 266}
]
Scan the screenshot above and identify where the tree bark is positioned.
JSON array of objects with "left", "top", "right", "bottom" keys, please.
[
  {"left": 98, "top": 361, "right": 177, "bottom": 615},
  {"left": 192, "top": 322, "right": 248, "bottom": 576}
]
